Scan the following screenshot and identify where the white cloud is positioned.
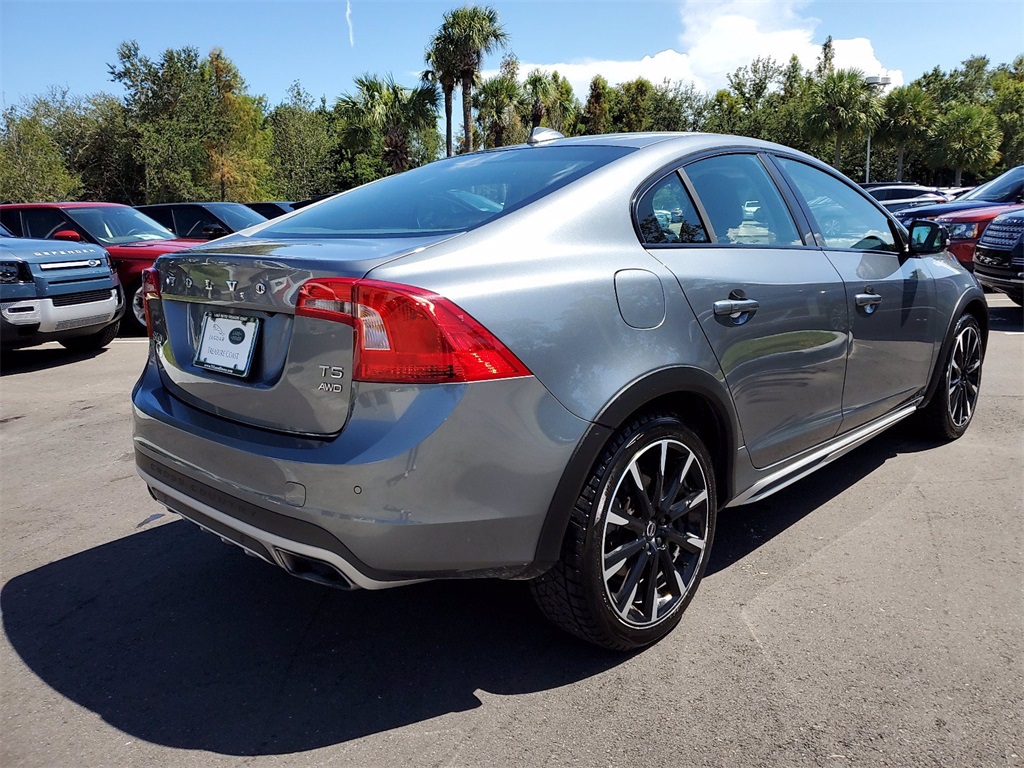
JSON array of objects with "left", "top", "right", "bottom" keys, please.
[
  {"left": 346, "top": 1, "right": 354, "bottom": 48},
  {"left": 501, "top": 0, "right": 902, "bottom": 99}
]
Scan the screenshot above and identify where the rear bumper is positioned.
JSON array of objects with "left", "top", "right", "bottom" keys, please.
[{"left": 132, "top": 357, "right": 588, "bottom": 585}]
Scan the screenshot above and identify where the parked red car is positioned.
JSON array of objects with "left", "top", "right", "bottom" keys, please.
[
  {"left": 933, "top": 203, "right": 1024, "bottom": 269},
  {"left": 0, "top": 203, "right": 198, "bottom": 332}
]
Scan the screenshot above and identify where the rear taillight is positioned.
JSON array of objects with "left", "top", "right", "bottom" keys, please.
[
  {"left": 295, "top": 278, "right": 531, "bottom": 384},
  {"left": 141, "top": 267, "right": 161, "bottom": 337}
]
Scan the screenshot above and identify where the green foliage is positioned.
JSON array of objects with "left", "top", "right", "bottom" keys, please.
[
  {"left": 474, "top": 58, "right": 526, "bottom": 148},
  {"left": 438, "top": 5, "right": 508, "bottom": 153},
  {"left": 804, "top": 68, "right": 882, "bottom": 170},
  {"left": 581, "top": 76, "right": 610, "bottom": 135},
  {"left": 268, "top": 83, "right": 336, "bottom": 200},
  {"left": 880, "top": 85, "right": 934, "bottom": 181},
  {"left": 930, "top": 103, "right": 1002, "bottom": 185},
  {"left": 336, "top": 74, "right": 440, "bottom": 175},
  {"left": 0, "top": 108, "right": 83, "bottom": 201}
]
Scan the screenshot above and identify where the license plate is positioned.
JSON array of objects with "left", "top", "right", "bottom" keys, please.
[{"left": 194, "top": 313, "right": 260, "bottom": 377}]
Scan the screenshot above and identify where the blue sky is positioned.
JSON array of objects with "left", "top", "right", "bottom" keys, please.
[{"left": 2, "top": 0, "right": 1022, "bottom": 110}]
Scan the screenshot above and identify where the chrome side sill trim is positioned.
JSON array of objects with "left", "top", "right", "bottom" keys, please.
[
  {"left": 138, "top": 469, "right": 423, "bottom": 591},
  {"left": 727, "top": 403, "right": 920, "bottom": 508}
]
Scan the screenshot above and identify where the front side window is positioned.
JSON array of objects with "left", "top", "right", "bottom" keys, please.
[
  {"left": 255, "top": 146, "right": 633, "bottom": 239},
  {"left": 64, "top": 206, "right": 175, "bottom": 245},
  {"left": 777, "top": 158, "right": 898, "bottom": 252},
  {"left": 22, "top": 209, "right": 71, "bottom": 239},
  {"left": 636, "top": 173, "right": 708, "bottom": 245},
  {"left": 684, "top": 154, "right": 802, "bottom": 247},
  {"left": 172, "top": 207, "right": 222, "bottom": 239}
]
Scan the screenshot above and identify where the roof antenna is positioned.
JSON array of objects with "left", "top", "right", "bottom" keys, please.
[{"left": 528, "top": 127, "right": 564, "bottom": 145}]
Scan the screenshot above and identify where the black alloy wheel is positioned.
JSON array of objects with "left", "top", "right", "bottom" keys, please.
[
  {"left": 531, "top": 413, "right": 717, "bottom": 650},
  {"left": 917, "top": 312, "right": 984, "bottom": 440},
  {"left": 946, "top": 320, "right": 983, "bottom": 430}
]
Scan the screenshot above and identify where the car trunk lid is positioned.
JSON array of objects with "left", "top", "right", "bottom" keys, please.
[{"left": 151, "top": 236, "right": 452, "bottom": 436}]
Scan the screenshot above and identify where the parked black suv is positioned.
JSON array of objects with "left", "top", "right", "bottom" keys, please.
[{"left": 973, "top": 210, "right": 1024, "bottom": 305}]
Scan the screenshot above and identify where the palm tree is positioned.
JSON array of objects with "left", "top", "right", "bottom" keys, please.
[
  {"left": 881, "top": 85, "right": 934, "bottom": 181},
  {"left": 474, "top": 74, "right": 522, "bottom": 148},
  {"left": 931, "top": 104, "right": 1002, "bottom": 185},
  {"left": 423, "top": 32, "right": 459, "bottom": 157},
  {"left": 522, "top": 69, "right": 553, "bottom": 130},
  {"left": 442, "top": 5, "right": 508, "bottom": 153},
  {"left": 804, "top": 68, "right": 882, "bottom": 169},
  {"left": 337, "top": 74, "right": 439, "bottom": 175}
]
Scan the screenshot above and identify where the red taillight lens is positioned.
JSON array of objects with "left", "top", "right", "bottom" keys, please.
[
  {"left": 141, "top": 267, "right": 161, "bottom": 337},
  {"left": 296, "top": 278, "right": 531, "bottom": 384}
]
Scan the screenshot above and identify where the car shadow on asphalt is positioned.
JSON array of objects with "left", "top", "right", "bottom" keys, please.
[
  {"left": 1, "top": 520, "right": 624, "bottom": 756},
  {"left": 707, "top": 419, "right": 938, "bottom": 577},
  {"left": 0, "top": 345, "right": 108, "bottom": 376},
  {"left": 0, "top": 423, "right": 948, "bottom": 756}
]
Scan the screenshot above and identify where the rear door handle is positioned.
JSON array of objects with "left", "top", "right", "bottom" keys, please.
[{"left": 714, "top": 299, "right": 760, "bottom": 316}]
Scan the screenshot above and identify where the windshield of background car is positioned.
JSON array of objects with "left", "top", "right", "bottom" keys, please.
[
  {"left": 255, "top": 146, "right": 634, "bottom": 238},
  {"left": 64, "top": 207, "right": 175, "bottom": 245},
  {"left": 207, "top": 203, "right": 266, "bottom": 231},
  {"left": 961, "top": 167, "right": 1023, "bottom": 202},
  {"left": 0, "top": 223, "right": 11, "bottom": 238}
]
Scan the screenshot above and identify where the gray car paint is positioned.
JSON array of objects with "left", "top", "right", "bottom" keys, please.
[{"left": 134, "top": 132, "right": 986, "bottom": 586}]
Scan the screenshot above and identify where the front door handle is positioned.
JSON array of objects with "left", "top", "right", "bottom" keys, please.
[
  {"left": 855, "top": 291, "right": 883, "bottom": 314},
  {"left": 714, "top": 299, "right": 760, "bottom": 316}
]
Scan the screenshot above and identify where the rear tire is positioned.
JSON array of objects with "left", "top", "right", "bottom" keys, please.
[
  {"left": 531, "top": 412, "right": 717, "bottom": 651},
  {"left": 916, "top": 313, "right": 983, "bottom": 440},
  {"left": 59, "top": 320, "right": 120, "bottom": 352}
]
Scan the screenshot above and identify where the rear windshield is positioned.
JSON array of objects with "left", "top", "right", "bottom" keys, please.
[{"left": 255, "top": 145, "right": 633, "bottom": 238}]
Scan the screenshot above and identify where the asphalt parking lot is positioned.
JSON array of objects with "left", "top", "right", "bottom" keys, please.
[{"left": 1, "top": 295, "right": 1021, "bottom": 768}]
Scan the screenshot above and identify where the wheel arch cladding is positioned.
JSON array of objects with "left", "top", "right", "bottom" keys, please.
[
  {"left": 533, "top": 367, "right": 737, "bottom": 568},
  {"left": 921, "top": 292, "right": 989, "bottom": 410}
]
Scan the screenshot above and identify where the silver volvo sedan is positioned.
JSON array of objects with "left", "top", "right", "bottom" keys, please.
[{"left": 133, "top": 131, "right": 986, "bottom": 650}]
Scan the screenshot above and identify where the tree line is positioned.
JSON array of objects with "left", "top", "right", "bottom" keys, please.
[{"left": 1, "top": 5, "right": 1021, "bottom": 205}]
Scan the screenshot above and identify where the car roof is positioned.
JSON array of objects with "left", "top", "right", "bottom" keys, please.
[{"left": 0, "top": 201, "right": 126, "bottom": 208}]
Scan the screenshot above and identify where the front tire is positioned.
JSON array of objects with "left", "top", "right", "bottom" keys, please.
[
  {"left": 531, "top": 413, "right": 717, "bottom": 651},
  {"left": 917, "top": 313, "right": 983, "bottom": 440},
  {"left": 124, "top": 280, "right": 147, "bottom": 335},
  {"left": 59, "top": 320, "right": 120, "bottom": 352}
]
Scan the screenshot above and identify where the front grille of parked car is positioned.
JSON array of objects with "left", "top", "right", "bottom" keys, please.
[
  {"left": 978, "top": 216, "right": 1024, "bottom": 250},
  {"left": 54, "top": 313, "right": 110, "bottom": 331},
  {"left": 51, "top": 289, "right": 113, "bottom": 307}
]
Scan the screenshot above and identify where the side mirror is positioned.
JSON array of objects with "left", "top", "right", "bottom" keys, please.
[
  {"left": 53, "top": 229, "right": 82, "bottom": 242},
  {"left": 907, "top": 220, "right": 949, "bottom": 255},
  {"left": 201, "top": 225, "right": 228, "bottom": 240}
]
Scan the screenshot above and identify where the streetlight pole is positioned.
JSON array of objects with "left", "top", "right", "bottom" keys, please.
[{"left": 864, "top": 75, "right": 891, "bottom": 183}]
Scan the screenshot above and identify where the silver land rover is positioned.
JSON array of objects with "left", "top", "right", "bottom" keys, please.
[{"left": 133, "top": 132, "right": 986, "bottom": 650}]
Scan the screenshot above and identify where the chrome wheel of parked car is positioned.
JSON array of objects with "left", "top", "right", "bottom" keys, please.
[
  {"left": 531, "top": 413, "right": 716, "bottom": 650},
  {"left": 947, "top": 321, "right": 983, "bottom": 429},
  {"left": 129, "top": 281, "right": 147, "bottom": 333}
]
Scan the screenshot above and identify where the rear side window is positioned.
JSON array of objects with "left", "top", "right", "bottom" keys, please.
[
  {"left": 256, "top": 146, "right": 633, "bottom": 238},
  {"left": 684, "top": 154, "right": 802, "bottom": 247},
  {"left": 777, "top": 158, "right": 899, "bottom": 253},
  {"left": 142, "top": 207, "right": 174, "bottom": 229},
  {"left": 0, "top": 210, "right": 22, "bottom": 235},
  {"left": 636, "top": 173, "right": 708, "bottom": 245}
]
